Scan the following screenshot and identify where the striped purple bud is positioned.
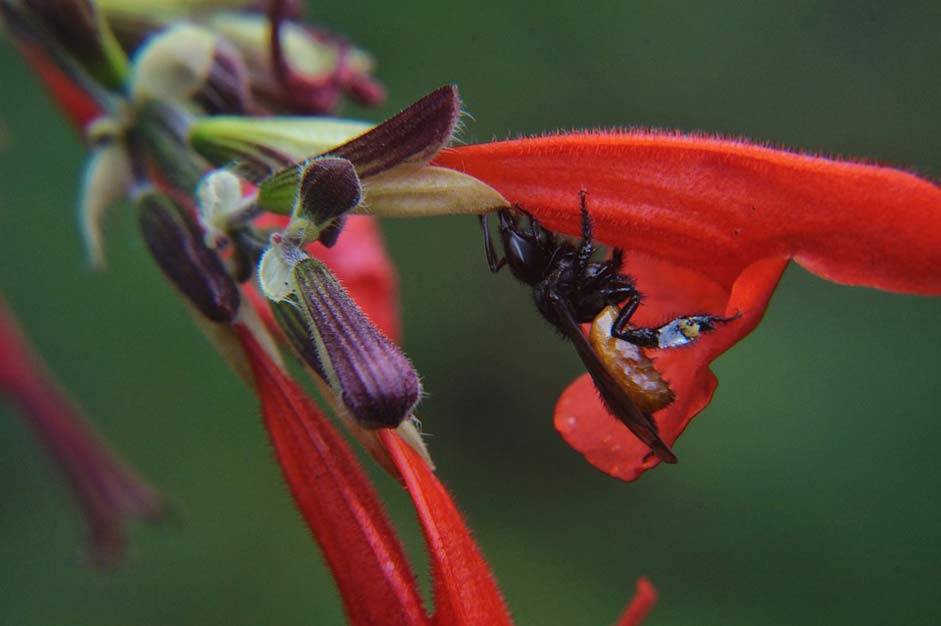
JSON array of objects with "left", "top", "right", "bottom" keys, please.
[
  {"left": 137, "top": 191, "right": 240, "bottom": 323},
  {"left": 290, "top": 258, "right": 421, "bottom": 429}
]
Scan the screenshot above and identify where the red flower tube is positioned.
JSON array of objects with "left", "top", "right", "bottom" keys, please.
[
  {"left": 238, "top": 323, "right": 657, "bottom": 626},
  {"left": 435, "top": 132, "right": 941, "bottom": 480},
  {"left": 0, "top": 296, "right": 164, "bottom": 565}
]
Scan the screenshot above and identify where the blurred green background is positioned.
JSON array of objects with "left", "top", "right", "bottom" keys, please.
[{"left": 2, "top": 1, "right": 941, "bottom": 625}]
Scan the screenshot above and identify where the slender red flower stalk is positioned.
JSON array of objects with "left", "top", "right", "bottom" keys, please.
[
  {"left": 0, "top": 296, "right": 164, "bottom": 565},
  {"left": 238, "top": 323, "right": 657, "bottom": 626},
  {"left": 436, "top": 132, "right": 941, "bottom": 480}
]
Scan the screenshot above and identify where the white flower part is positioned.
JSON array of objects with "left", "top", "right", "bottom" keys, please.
[
  {"left": 130, "top": 24, "right": 216, "bottom": 103},
  {"left": 79, "top": 142, "right": 133, "bottom": 269},
  {"left": 258, "top": 234, "right": 308, "bottom": 302},
  {"left": 197, "top": 169, "right": 243, "bottom": 249}
]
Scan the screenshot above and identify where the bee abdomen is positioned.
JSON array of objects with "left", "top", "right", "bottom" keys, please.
[{"left": 589, "top": 306, "right": 675, "bottom": 413}]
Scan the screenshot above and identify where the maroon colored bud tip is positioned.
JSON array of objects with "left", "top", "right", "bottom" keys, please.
[
  {"left": 346, "top": 71, "right": 386, "bottom": 107},
  {"left": 192, "top": 40, "right": 251, "bottom": 115},
  {"left": 20, "top": 0, "right": 128, "bottom": 89},
  {"left": 297, "top": 157, "right": 362, "bottom": 225},
  {"left": 328, "top": 84, "right": 461, "bottom": 178},
  {"left": 315, "top": 215, "right": 347, "bottom": 248},
  {"left": 136, "top": 191, "right": 241, "bottom": 322},
  {"left": 292, "top": 258, "right": 421, "bottom": 429}
]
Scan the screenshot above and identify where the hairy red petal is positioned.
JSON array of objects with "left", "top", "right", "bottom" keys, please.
[
  {"left": 16, "top": 41, "right": 100, "bottom": 131},
  {"left": 0, "top": 296, "right": 163, "bottom": 565},
  {"left": 237, "top": 326, "right": 429, "bottom": 626},
  {"left": 437, "top": 132, "right": 941, "bottom": 295},
  {"left": 438, "top": 132, "right": 941, "bottom": 479},
  {"left": 556, "top": 256, "right": 787, "bottom": 480},
  {"left": 614, "top": 578, "right": 658, "bottom": 626},
  {"left": 381, "top": 431, "right": 513, "bottom": 626}
]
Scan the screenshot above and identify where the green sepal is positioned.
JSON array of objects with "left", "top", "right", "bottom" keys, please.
[
  {"left": 188, "top": 116, "right": 372, "bottom": 182},
  {"left": 257, "top": 166, "right": 299, "bottom": 215}
]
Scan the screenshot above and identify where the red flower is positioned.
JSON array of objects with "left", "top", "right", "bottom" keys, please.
[
  {"left": 0, "top": 295, "right": 164, "bottom": 565},
  {"left": 237, "top": 323, "right": 656, "bottom": 626},
  {"left": 435, "top": 132, "right": 941, "bottom": 480}
]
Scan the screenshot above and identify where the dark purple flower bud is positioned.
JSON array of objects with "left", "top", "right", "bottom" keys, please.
[
  {"left": 256, "top": 85, "right": 461, "bottom": 214},
  {"left": 297, "top": 157, "right": 361, "bottom": 225},
  {"left": 191, "top": 39, "right": 251, "bottom": 115},
  {"left": 131, "top": 24, "right": 251, "bottom": 116},
  {"left": 328, "top": 84, "right": 461, "bottom": 178},
  {"left": 291, "top": 258, "right": 421, "bottom": 429},
  {"left": 316, "top": 215, "right": 347, "bottom": 248},
  {"left": 137, "top": 191, "right": 240, "bottom": 322},
  {"left": 20, "top": 0, "right": 129, "bottom": 89}
]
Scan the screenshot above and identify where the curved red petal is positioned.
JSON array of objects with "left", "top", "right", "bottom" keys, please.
[
  {"left": 555, "top": 256, "right": 789, "bottom": 480},
  {"left": 0, "top": 296, "right": 164, "bottom": 565},
  {"left": 380, "top": 431, "right": 514, "bottom": 626},
  {"left": 237, "top": 326, "right": 429, "bottom": 626},
  {"left": 615, "top": 577, "right": 658, "bottom": 626},
  {"left": 436, "top": 132, "right": 941, "bottom": 296},
  {"left": 438, "top": 132, "right": 941, "bottom": 479}
]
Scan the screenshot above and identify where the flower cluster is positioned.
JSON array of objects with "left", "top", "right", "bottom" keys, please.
[{"left": 3, "top": 0, "right": 941, "bottom": 624}]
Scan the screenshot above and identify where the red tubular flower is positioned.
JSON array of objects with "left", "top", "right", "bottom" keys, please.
[
  {"left": 237, "top": 323, "right": 657, "bottom": 626},
  {"left": 0, "top": 296, "right": 164, "bottom": 565},
  {"left": 435, "top": 132, "right": 941, "bottom": 480}
]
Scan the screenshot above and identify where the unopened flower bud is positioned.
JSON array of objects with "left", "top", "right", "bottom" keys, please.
[
  {"left": 291, "top": 258, "right": 421, "bottom": 429},
  {"left": 131, "top": 23, "right": 249, "bottom": 114},
  {"left": 21, "top": 0, "right": 129, "bottom": 89},
  {"left": 137, "top": 190, "right": 240, "bottom": 322},
  {"left": 296, "top": 157, "right": 361, "bottom": 226},
  {"left": 208, "top": 12, "right": 382, "bottom": 115},
  {"left": 189, "top": 115, "right": 371, "bottom": 182},
  {"left": 256, "top": 85, "right": 462, "bottom": 214},
  {"left": 328, "top": 84, "right": 461, "bottom": 178}
]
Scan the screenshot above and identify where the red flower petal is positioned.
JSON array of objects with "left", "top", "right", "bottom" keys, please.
[
  {"left": 437, "top": 132, "right": 941, "bottom": 479},
  {"left": 0, "top": 296, "right": 164, "bottom": 565},
  {"left": 614, "top": 577, "right": 657, "bottom": 626},
  {"left": 381, "top": 431, "right": 513, "bottom": 626},
  {"left": 556, "top": 256, "right": 788, "bottom": 480},
  {"left": 437, "top": 132, "right": 941, "bottom": 295},
  {"left": 237, "top": 325, "right": 429, "bottom": 626}
]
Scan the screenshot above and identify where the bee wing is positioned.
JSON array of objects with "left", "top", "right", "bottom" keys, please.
[{"left": 548, "top": 298, "right": 678, "bottom": 464}]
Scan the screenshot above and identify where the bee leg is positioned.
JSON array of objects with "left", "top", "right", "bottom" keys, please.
[
  {"left": 616, "top": 311, "right": 741, "bottom": 349},
  {"left": 610, "top": 247, "right": 624, "bottom": 272},
  {"left": 480, "top": 213, "right": 506, "bottom": 273},
  {"left": 575, "top": 190, "right": 594, "bottom": 274},
  {"left": 610, "top": 293, "right": 662, "bottom": 347}
]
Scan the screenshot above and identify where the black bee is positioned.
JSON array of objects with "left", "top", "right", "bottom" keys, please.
[{"left": 481, "top": 192, "right": 736, "bottom": 463}]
